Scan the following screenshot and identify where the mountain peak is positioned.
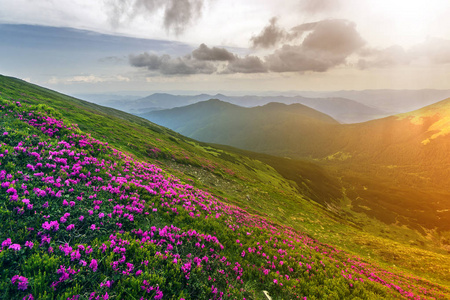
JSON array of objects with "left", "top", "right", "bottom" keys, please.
[{"left": 191, "top": 98, "right": 241, "bottom": 108}]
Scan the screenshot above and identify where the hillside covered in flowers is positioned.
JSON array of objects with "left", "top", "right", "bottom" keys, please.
[{"left": 0, "top": 96, "right": 449, "bottom": 299}]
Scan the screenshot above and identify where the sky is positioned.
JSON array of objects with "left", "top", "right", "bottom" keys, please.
[{"left": 1, "top": 0, "right": 450, "bottom": 95}]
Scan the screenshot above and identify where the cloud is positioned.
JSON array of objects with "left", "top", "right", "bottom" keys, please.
[
  {"left": 300, "top": 0, "right": 341, "bottom": 14},
  {"left": 356, "top": 38, "right": 450, "bottom": 69},
  {"left": 265, "top": 45, "right": 330, "bottom": 72},
  {"left": 225, "top": 56, "right": 267, "bottom": 73},
  {"left": 130, "top": 18, "right": 366, "bottom": 75},
  {"left": 251, "top": 17, "right": 289, "bottom": 49},
  {"left": 266, "top": 19, "right": 365, "bottom": 72},
  {"left": 98, "top": 56, "right": 126, "bottom": 64},
  {"left": 130, "top": 46, "right": 266, "bottom": 75},
  {"left": 47, "top": 75, "right": 130, "bottom": 84},
  {"left": 106, "top": 0, "right": 207, "bottom": 35},
  {"left": 163, "top": 0, "right": 204, "bottom": 35},
  {"left": 129, "top": 52, "right": 216, "bottom": 75},
  {"left": 357, "top": 46, "right": 410, "bottom": 69},
  {"left": 409, "top": 38, "right": 450, "bottom": 64},
  {"left": 192, "top": 43, "right": 236, "bottom": 61},
  {"left": 292, "top": 20, "right": 365, "bottom": 56}
]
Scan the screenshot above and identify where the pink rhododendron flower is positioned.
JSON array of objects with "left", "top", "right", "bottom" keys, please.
[
  {"left": 1, "top": 238, "right": 11, "bottom": 249},
  {"left": 89, "top": 259, "right": 98, "bottom": 272},
  {"left": 8, "top": 244, "right": 21, "bottom": 251}
]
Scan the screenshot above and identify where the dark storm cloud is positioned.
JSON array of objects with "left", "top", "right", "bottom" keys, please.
[
  {"left": 251, "top": 17, "right": 289, "bottom": 49},
  {"left": 225, "top": 56, "right": 268, "bottom": 73},
  {"left": 266, "top": 19, "right": 365, "bottom": 72},
  {"left": 129, "top": 52, "right": 216, "bottom": 75},
  {"left": 192, "top": 44, "right": 236, "bottom": 61},
  {"left": 300, "top": 0, "right": 341, "bottom": 14},
  {"left": 106, "top": 0, "right": 206, "bottom": 35}
]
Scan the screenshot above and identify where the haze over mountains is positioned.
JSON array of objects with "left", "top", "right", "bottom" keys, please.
[
  {"left": 78, "top": 92, "right": 384, "bottom": 123},
  {"left": 77, "top": 89, "right": 450, "bottom": 124},
  {"left": 300, "top": 89, "right": 450, "bottom": 114}
]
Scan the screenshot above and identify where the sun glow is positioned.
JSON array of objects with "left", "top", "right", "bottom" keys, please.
[{"left": 367, "top": 0, "right": 449, "bottom": 46}]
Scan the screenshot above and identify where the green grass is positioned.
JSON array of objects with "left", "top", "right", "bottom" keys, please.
[{"left": 1, "top": 74, "right": 449, "bottom": 292}]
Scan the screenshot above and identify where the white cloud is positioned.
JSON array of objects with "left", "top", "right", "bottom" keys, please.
[{"left": 47, "top": 74, "right": 130, "bottom": 85}]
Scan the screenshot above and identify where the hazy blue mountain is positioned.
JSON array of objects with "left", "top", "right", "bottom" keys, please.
[
  {"left": 90, "top": 90, "right": 450, "bottom": 123},
  {"left": 298, "top": 89, "right": 450, "bottom": 113},
  {"left": 106, "top": 93, "right": 385, "bottom": 123}
]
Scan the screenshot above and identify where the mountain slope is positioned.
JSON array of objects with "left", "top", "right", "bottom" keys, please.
[
  {"left": 328, "top": 98, "right": 450, "bottom": 188},
  {"left": 1, "top": 75, "right": 450, "bottom": 298},
  {"left": 285, "top": 96, "right": 386, "bottom": 123},
  {"left": 144, "top": 99, "right": 339, "bottom": 158}
]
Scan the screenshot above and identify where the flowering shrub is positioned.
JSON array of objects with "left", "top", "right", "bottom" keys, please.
[{"left": 0, "top": 99, "right": 449, "bottom": 299}]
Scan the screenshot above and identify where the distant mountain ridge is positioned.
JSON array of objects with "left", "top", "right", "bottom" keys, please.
[
  {"left": 95, "top": 92, "right": 386, "bottom": 123},
  {"left": 78, "top": 89, "right": 450, "bottom": 124},
  {"left": 299, "top": 89, "right": 450, "bottom": 113}
]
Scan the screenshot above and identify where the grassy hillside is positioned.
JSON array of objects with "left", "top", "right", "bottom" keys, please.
[
  {"left": 398, "top": 98, "right": 450, "bottom": 145},
  {"left": 0, "top": 75, "right": 449, "bottom": 298},
  {"left": 323, "top": 103, "right": 450, "bottom": 232}
]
